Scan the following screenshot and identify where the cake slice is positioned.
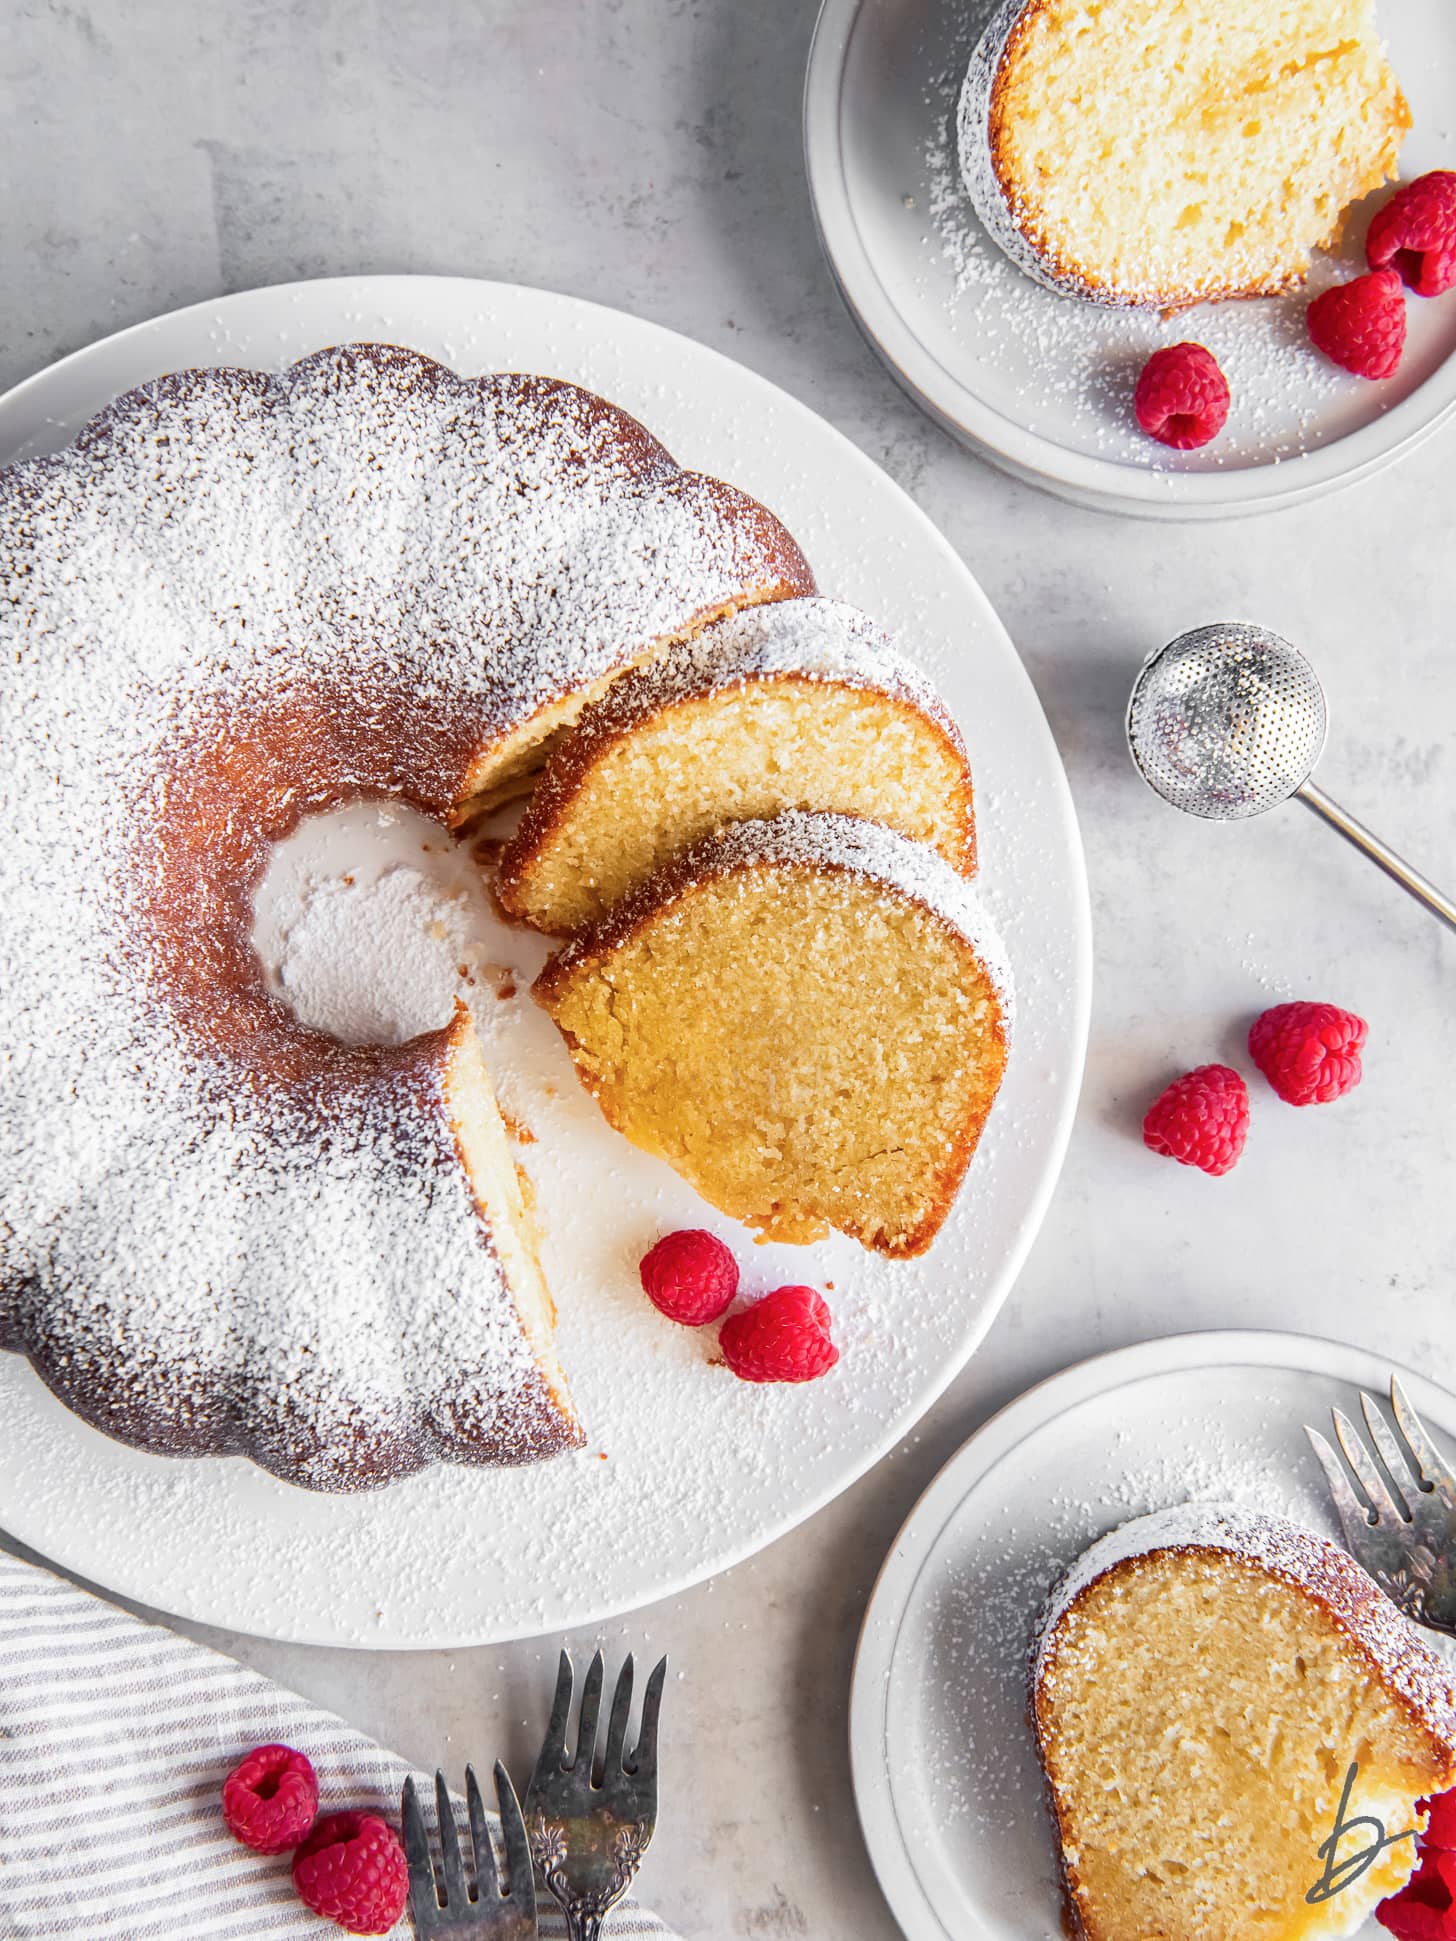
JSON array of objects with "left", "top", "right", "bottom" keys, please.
[
  {"left": 533, "top": 811, "right": 1010, "bottom": 1256},
  {"left": 1034, "top": 1504, "right": 1456, "bottom": 1941},
  {"left": 960, "top": 0, "right": 1410, "bottom": 307},
  {"left": 497, "top": 597, "right": 975, "bottom": 934}
]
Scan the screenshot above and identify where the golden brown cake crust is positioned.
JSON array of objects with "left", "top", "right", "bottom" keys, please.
[
  {"left": 974, "top": 0, "right": 1411, "bottom": 310},
  {"left": 497, "top": 598, "right": 976, "bottom": 932}
]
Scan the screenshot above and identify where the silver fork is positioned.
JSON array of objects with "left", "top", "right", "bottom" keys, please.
[
  {"left": 401, "top": 1763, "right": 536, "bottom": 1939},
  {"left": 523, "top": 1649, "right": 667, "bottom": 1941},
  {"left": 1307, "top": 1376, "right": 1456, "bottom": 1635}
]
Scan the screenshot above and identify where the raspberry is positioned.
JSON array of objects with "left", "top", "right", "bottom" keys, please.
[
  {"left": 1248, "top": 1001, "right": 1367, "bottom": 1107},
  {"left": 1142, "top": 1065, "right": 1249, "bottom": 1176},
  {"left": 1367, "top": 171, "right": 1456, "bottom": 299},
  {"left": 1425, "top": 1788, "right": 1456, "bottom": 1852},
  {"left": 1378, "top": 1847, "right": 1456, "bottom": 1941},
  {"left": 719, "top": 1286, "right": 838, "bottom": 1384},
  {"left": 1133, "top": 343, "right": 1230, "bottom": 449},
  {"left": 639, "top": 1228, "right": 738, "bottom": 1325},
  {"left": 1307, "top": 269, "right": 1406, "bottom": 379},
  {"left": 221, "top": 1742, "right": 318, "bottom": 1854},
  {"left": 291, "top": 1811, "right": 408, "bottom": 1935}
]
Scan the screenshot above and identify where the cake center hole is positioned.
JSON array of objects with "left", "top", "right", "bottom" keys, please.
[{"left": 251, "top": 801, "right": 524, "bottom": 1046}]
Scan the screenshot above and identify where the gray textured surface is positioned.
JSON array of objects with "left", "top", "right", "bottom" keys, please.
[{"left": 4, "top": 2, "right": 1456, "bottom": 1935}]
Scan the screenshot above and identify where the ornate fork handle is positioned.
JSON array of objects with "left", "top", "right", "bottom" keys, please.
[{"left": 530, "top": 1814, "right": 650, "bottom": 1941}]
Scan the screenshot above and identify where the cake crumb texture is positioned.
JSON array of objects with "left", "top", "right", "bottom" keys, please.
[{"left": 968, "top": 0, "right": 1409, "bottom": 306}]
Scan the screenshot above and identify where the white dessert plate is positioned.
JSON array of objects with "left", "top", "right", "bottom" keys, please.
[
  {"left": 849, "top": 1328, "right": 1456, "bottom": 1940},
  {"left": 805, "top": 0, "right": 1456, "bottom": 517},
  {"left": 0, "top": 275, "right": 1090, "bottom": 1648}
]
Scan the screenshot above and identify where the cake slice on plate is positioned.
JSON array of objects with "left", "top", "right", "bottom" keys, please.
[
  {"left": 960, "top": 0, "right": 1409, "bottom": 307},
  {"left": 498, "top": 597, "right": 975, "bottom": 935},
  {"left": 533, "top": 811, "right": 1010, "bottom": 1257},
  {"left": 1034, "top": 1503, "right": 1456, "bottom": 1940}
]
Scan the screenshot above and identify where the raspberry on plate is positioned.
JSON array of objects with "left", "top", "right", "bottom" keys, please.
[
  {"left": 1142, "top": 1065, "right": 1249, "bottom": 1177},
  {"left": 1378, "top": 1845, "right": 1456, "bottom": 1941},
  {"left": 639, "top": 1228, "right": 739, "bottom": 1326},
  {"left": 1132, "top": 343, "right": 1230, "bottom": 450},
  {"left": 1307, "top": 269, "right": 1406, "bottom": 379},
  {"left": 1249, "top": 1001, "right": 1367, "bottom": 1107},
  {"left": 719, "top": 1285, "right": 839, "bottom": 1384},
  {"left": 221, "top": 1742, "right": 318, "bottom": 1854},
  {"left": 1367, "top": 171, "right": 1456, "bottom": 299},
  {"left": 1424, "top": 1785, "right": 1456, "bottom": 1852},
  {"left": 291, "top": 1811, "right": 408, "bottom": 1936}
]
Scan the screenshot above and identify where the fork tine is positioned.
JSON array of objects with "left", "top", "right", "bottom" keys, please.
[
  {"left": 494, "top": 1760, "right": 534, "bottom": 1908},
  {"left": 1307, "top": 1426, "right": 1378, "bottom": 1551},
  {"left": 1359, "top": 1391, "right": 1415, "bottom": 1520},
  {"left": 603, "top": 1653, "right": 635, "bottom": 1772},
  {"left": 1332, "top": 1406, "right": 1404, "bottom": 1523},
  {"left": 572, "top": 1648, "right": 605, "bottom": 1774},
  {"left": 465, "top": 1764, "right": 499, "bottom": 1902},
  {"left": 1393, "top": 1378, "right": 1456, "bottom": 1509},
  {"left": 435, "top": 1769, "right": 469, "bottom": 1909},
  {"left": 401, "top": 1776, "right": 440, "bottom": 1921},
  {"left": 628, "top": 1654, "right": 668, "bottom": 1781},
  {"left": 533, "top": 1649, "right": 574, "bottom": 1777}
]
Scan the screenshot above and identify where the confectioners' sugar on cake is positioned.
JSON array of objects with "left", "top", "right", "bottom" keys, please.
[
  {"left": 535, "top": 811, "right": 1011, "bottom": 1257},
  {"left": 960, "top": 0, "right": 1409, "bottom": 309},
  {"left": 497, "top": 595, "right": 976, "bottom": 932},
  {"left": 0, "top": 342, "right": 812, "bottom": 1491},
  {"left": 1034, "top": 1503, "right": 1456, "bottom": 1941}
]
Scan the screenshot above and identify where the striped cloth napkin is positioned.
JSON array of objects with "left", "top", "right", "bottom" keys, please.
[{"left": 0, "top": 1550, "right": 679, "bottom": 1940}]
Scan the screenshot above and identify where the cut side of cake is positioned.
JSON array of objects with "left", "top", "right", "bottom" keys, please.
[
  {"left": 497, "top": 597, "right": 976, "bottom": 934},
  {"left": 1034, "top": 1504, "right": 1456, "bottom": 1941},
  {"left": 960, "top": 0, "right": 1410, "bottom": 307},
  {"left": 533, "top": 811, "right": 1010, "bottom": 1257}
]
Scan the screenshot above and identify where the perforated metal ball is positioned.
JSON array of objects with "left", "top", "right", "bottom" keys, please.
[{"left": 1126, "top": 624, "right": 1328, "bottom": 822}]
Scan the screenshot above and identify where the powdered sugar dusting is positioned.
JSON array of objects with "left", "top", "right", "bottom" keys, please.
[
  {"left": 0, "top": 342, "right": 806, "bottom": 1490},
  {"left": 581, "top": 596, "right": 968, "bottom": 755},
  {"left": 1036, "top": 1502, "right": 1456, "bottom": 1740},
  {"left": 548, "top": 808, "right": 1015, "bottom": 1019}
]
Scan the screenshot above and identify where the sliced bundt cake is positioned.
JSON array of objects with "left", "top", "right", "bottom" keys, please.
[
  {"left": 1034, "top": 1504, "right": 1456, "bottom": 1941},
  {"left": 960, "top": 0, "right": 1409, "bottom": 307},
  {"left": 497, "top": 597, "right": 975, "bottom": 934},
  {"left": 533, "top": 811, "right": 1010, "bottom": 1257}
]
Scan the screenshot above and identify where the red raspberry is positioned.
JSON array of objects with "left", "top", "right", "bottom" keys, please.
[
  {"left": 720, "top": 1286, "right": 839, "bottom": 1384},
  {"left": 1142, "top": 1065, "right": 1249, "bottom": 1176},
  {"left": 1307, "top": 269, "right": 1406, "bottom": 379},
  {"left": 291, "top": 1811, "right": 408, "bottom": 1935},
  {"left": 1423, "top": 1786, "right": 1456, "bottom": 1852},
  {"left": 1249, "top": 1001, "right": 1367, "bottom": 1107},
  {"left": 1133, "top": 343, "right": 1230, "bottom": 449},
  {"left": 1378, "top": 1846, "right": 1456, "bottom": 1941},
  {"left": 639, "top": 1228, "right": 738, "bottom": 1325},
  {"left": 1367, "top": 171, "right": 1456, "bottom": 299},
  {"left": 221, "top": 1742, "right": 318, "bottom": 1854}
]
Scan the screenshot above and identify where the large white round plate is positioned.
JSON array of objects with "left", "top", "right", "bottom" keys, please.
[
  {"left": 0, "top": 276, "right": 1089, "bottom": 1647},
  {"left": 805, "top": 0, "right": 1456, "bottom": 518},
  {"left": 850, "top": 1329, "right": 1456, "bottom": 1939}
]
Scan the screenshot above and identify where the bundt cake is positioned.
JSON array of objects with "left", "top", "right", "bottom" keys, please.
[
  {"left": 0, "top": 342, "right": 812, "bottom": 1491},
  {"left": 533, "top": 811, "right": 1010, "bottom": 1257},
  {"left": 1034, "top": 1503, "right": 1456, "bottom": 1941},
  {"left": 497, "top": 596, "right": 976, "bottom": 934},
  {"left": 960, "top": 0, "right": 1410, "bottom": 308}
]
